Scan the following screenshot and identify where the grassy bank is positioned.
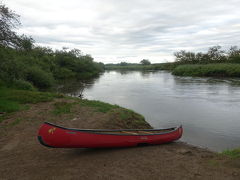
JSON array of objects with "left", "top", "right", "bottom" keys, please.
[
  {"left": 105, "top": 62, "right": 240, "bottom": 78},
  {"left": 222, "top": 148, "right": 240, "bottom": 159},
  {"left": 105, "top": 63, "right": 176, "bottom": 71},
  {"left": 0, "top": 87, "right": 151, "bottom": 129},
  {"left": 172, "top": 63, "right": 240, "bottom": 77}
]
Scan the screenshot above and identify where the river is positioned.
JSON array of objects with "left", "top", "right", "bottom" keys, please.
[{"left": 58, "top": 70, "right": 240, "bottom": 152}]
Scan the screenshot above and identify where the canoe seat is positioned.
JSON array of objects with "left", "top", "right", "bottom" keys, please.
[
  {"left": 121, "top": 131, "right": 138, "bottom": 135},
  {"left": 138, "top": 131, "right": 152, "bottom": 134}
]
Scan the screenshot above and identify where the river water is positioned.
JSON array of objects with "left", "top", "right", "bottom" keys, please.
[{"left": 58, "top": 70, "right": 240, "bottom": 152}]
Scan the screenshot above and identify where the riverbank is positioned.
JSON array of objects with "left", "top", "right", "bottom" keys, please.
[
  {"left": 0, "top": 87, "right": 150, "bottom": 129},
  {"left": 105, "top": 63, "right": 176, "bottom": 71},
  {"left": 0, "top": 89, "right": 239, "bottom": 179},
  {"left": 172, "top": 63, "right": 240, "bottom": 77},
  {"left": 105, "top": 63, "right": 240, "bottom": 78}
]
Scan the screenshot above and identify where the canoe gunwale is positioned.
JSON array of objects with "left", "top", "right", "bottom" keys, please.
[{"left": 43, "top": 122, "right": 182, "bottom": 136}]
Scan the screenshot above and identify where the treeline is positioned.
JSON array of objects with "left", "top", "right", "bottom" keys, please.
[
  {"left": 0, "top": 45, "right": 104, "bottom": 90},
  {"left": 174, "top": 46, "right": 240, "bottom": 64},
  {"left": 105, "top": 62, "right": 176, "bottom": 71},
  {"left": 172, "top": 46, "right": 240, "bottom": 77},
  {"left": 0, "top": 3, "right": 104, "bottom": 90}
]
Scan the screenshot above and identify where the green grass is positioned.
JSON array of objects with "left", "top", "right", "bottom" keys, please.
[
  {"left": 0, "top": 87, "right": 63, "bottom": 118},
  {"left": 221, "top": 148, "right": 240, "bottom": 159},
  {"left": 172, "top": 63, "right": 240, "bottom": 77},
  {"left": 119, "top": 109, "right": 148, "bottom": 126},
  {"left": 108, "top": 108, "right": 151, "bottom": 129},
  {"left": 52, "top": 102, "right": 75, "bottom": 115},
  {"left": 52, "top": 99, "right": 120, "bottom": 115},
  {"left": 0, "top": 99, "right": 20, "bottom": 113},
  {"left": 78, "top": 99, "right": 119, "bottom": 113}
]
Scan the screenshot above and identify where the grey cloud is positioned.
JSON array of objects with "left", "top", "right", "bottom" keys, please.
[{"left": 6, "top": 0, "right": 240, "bottom": 63}]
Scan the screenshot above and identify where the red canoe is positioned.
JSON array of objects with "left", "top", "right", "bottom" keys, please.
[{"left": 38, "top": 122, "right": 183, "bottom": 148}]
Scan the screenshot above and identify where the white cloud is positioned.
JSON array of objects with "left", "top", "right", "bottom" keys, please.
[{"left": 4, "top": 0, "right": 240, "bottom": 63}]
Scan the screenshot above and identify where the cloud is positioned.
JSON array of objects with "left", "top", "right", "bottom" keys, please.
[{"left": 4, "top": 0, "right": 240, "bottom": 63}]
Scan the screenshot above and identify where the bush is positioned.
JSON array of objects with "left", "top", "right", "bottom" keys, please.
[
  {"left": 12, "top": 79, "right": 35, "bottom": 91},
  {"left": 0, "top": 80, "right": 5, "bottom": 87},
  {"left": 25, "top": 67, "right": 54, "bottom": 89},
  {"left": 53, "top": 67, "right": 76, "bottom": 79}
]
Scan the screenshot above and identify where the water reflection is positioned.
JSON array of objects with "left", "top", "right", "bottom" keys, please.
[
  {"left": 58, "top": 70, "right": 240, "bottom": 151},
  {"left": 57, "top": 73, "right": 103, "bottom": 97}
]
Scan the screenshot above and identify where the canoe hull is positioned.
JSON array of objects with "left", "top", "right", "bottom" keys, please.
[{"left": 38, "top": 122, "right": 183, "bottom": 148}]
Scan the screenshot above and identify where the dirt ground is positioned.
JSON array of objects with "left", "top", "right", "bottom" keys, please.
[{"left": 0, "top": 100, "right": 239, "bottom": 180}]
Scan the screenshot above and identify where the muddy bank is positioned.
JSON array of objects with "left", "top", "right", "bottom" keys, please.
[{"left": 0, "top": 98, "right": 239, "bottom": 179}]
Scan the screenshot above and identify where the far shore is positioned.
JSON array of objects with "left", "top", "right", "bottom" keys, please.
[{"left": 105, "top": 63, "right": 240, "bottom": 78}]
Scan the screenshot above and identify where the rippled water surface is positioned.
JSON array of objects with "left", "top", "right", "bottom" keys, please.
[{"left": 58, "top": 70, "right": 240, "bottom": 151}]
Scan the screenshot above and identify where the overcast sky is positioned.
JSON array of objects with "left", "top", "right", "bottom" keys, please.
[{"left": 5, "top": 0, "right": 240, "bottom": 63}]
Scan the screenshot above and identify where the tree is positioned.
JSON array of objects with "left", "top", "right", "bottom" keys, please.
[
  {"left": 140, "top": 59, "right": 151, "bottom": 65},
  {"left": 0, "top": 3, "right": 20, "bottom": 47},
  {"left": 18, "top": 35, "right": 35, "bottom": 51},
  {"left": 228, "top": 46, "right": 240, "bottom": 57},
  {"left": 228, "top": 46, "right": 240, "bottom": 63},
  {"left": 120, "top": 62, "right": 128, "bottom": 66},
  {"left": 207, "top": 46, "right": 226, "bottom": 61},
  {"left": 174, "top": 50, "right": 196, "bottom": 62}
]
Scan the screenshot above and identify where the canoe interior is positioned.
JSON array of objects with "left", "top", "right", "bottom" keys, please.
[
  {"left": 44, "top": 122, "right": 178, "bottom": 135},
  {"left": 92, "top": 128, "right": 176, "bottom": 135}
]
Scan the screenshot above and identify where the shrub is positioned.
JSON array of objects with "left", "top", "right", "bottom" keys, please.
[
  {"left": 25, "top": 67, "right": 54, "bottom": 89},
  {"left": 53, "top": 67, "right": 76, "bottom": 79},
  {"left": 0, "top": 80, "right": 5, "bottom": 87},
  {"left": 12, "top": 79, "right": 35, "bottom": 91}
]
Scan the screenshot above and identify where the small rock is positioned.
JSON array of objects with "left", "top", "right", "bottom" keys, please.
[
  {"left": 72, "top": 118, "right": 77, "bottom": 121},
  {"left": 232, "top": 172, "right": 238, "bottom": 176},
  {"left": 178, "top": 149, "right": 193, "bottom": 155}
]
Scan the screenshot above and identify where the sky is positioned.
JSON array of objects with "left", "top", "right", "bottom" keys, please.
[{"left": 5, "top": 0, "right": 240, "bottom": 63}]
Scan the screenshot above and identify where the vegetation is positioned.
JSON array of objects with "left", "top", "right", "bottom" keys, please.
[
  {"left": 0, "top": 4, "right": 20, "bottom": 47},
  {"left": 108, "top": 108, "right": 151, "bottom": 129},
  {"left": 221, "top": 148, "right": 240, "bottom": 159},
  {"left": 171, "top": 46, "right": 240, "bottom": 77},
  {"left": 52, "top": 101, "right": 75, "bottom": 115},
  {"left": 0, "top": 44, "right": 104, "bottom": 90},
  {"left": 140, "top": 59, "right": 151, "bottom": 65},
  {"left": 172, "top": 64, "right": 240, "bottom": 77},
  {"left": 0, "top": 86, "right": 151, "bottom": 130},
  {"left": 105, "top": 62, "right": 176, "bottom": 71},
  {"left": 78, "top": 99, "right": 120, "bottom": 113},
  {"left": 0, "top": 87, "right": 63, "bottom": 116},
  {"left": 0, "top": 3, "right": 104, "bottom": 90},
  {"left": 174, "top": 46, "right": 240, "bottom": 64},
  {"left": 106, "top": 46, "right": 240, "bottom": 78}
]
